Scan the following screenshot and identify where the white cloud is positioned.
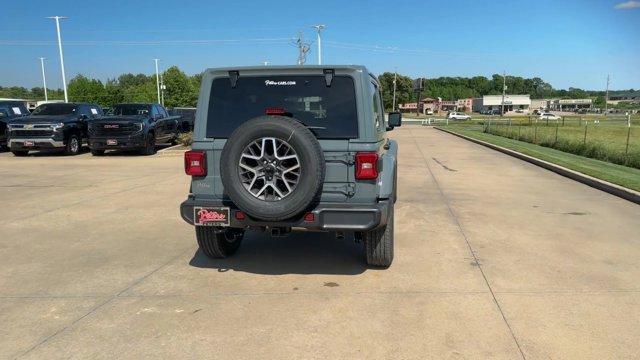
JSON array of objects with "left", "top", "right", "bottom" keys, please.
[{"left": 614, "top": 0, "right": 640, "bottom": 9}]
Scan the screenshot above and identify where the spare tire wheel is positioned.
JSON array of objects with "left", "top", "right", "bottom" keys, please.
[{"left": 220, "top": 115, "right": 325, "bottom": 221}]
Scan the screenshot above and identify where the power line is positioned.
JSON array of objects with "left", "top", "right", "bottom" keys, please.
[{"left": 0, "top": 38, "right": 293, "bottom": 46}]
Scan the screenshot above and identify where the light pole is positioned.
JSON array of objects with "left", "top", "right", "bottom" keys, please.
[
  {"left": 153, "top": 59, "right": 161, "bottom": 104},
  {"left": 39, "top": 57, "right": 48, "bottom": 101},
  {"left": 46, "top": 16, "right": 68, "bottom": 102},
  {"left": 312, "top": 25, "right": 325, "bottom": 65},
  {"left": 160, "top": 72, "right": 165, "bottom": 107}
]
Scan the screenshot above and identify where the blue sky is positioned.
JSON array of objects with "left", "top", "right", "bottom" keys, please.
[{"left": 1, "top": 0, "right": 639, "bottom": 90}]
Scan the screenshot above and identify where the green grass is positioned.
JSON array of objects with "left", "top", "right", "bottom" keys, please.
[
  {"left": 483, "top": 120, "right": 639, "bottom": 169},
  {"left": 438, "top": 124, "right": 640, "bottom": 192}
]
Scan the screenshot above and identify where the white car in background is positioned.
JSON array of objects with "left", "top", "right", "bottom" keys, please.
[
  {"left": 447, "top": 112, "right": 471, "bottom": 120},
  {"left": 539, "top": 112, "right": 561, "bottom": 120}
]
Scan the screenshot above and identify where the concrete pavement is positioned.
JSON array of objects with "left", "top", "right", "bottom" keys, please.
[{"left": 0, "top": 128, "right": 638, "bottom": 359}]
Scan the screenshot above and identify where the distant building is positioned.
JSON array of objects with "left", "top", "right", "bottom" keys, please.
[
  {"left": 551, "top": 98, "right": 592, "bottom": 111},
  {"left": 457, "top": 98, "right": 473, "bottom": 112},
  {"left": 473, "top": 95, "right": 531, "bottom": 113},
  {"left": 398, "top": 102, "right": 419, "bottom": 113},
  {"left": 530, "top": 99, "right": 549, "bottom": 110},
  {"left": 439, "top": 100, "right": 456, "bottom": 111},
  {"left": 608, "top": 91, "right": 640, "bottom": 104}
]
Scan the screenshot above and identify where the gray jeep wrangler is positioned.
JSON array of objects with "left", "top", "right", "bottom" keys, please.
[{"left": 180, "top": 65, "right": 401, "bottom": 267}]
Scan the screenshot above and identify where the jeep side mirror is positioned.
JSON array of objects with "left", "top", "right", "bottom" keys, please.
[{"left": 387, "top": 112, "right": 402, "bottom": 131}]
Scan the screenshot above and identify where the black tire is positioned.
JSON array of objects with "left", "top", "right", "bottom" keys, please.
[
  {"left": 393, "top": 163, "right": 398, "bottom": 204},
  {"left": 91, "top": 149, "right": 105, "bottom": 156},
  {"left": 196, "top": 227, "right": 244, "bottom": 259},
  {"left": 364, "top": 203, "right": 394, "bottom": 267},
  {"left": 220, "top": 116, "right": 325, "bottom": 221},
  {"left": 64, "top": 134, "right": 81, "bottom": 155},
  {"left": 12, "top": 150, "right": 29, "bottom": 157},
  {"left": 140, "top": 132, "right": 156, "bottom": 155}
]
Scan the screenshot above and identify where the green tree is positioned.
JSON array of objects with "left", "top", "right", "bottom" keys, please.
[
  {"left": 67, "top": 75, "right": 106, "bottom": 103},
  {"left": 163, "top": 66, "right": 197, "bottom": 107},
  {"left": 378, "top": 72, "right": 413, "bottom": 110}
]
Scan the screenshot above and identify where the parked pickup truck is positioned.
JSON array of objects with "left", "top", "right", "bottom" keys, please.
[
  {"left": 180, "top": 65, "right": 401, "bottom": 267},
  {"left": 7, "top": 102, "right": 102, "bottom": 156},
  {"left": 88, "top": 103, "right": 180, "bottom": 156},
  {"left": 0, "top": 100, "right": 30, "bottom": 148},
  {"left": 168, "top": 107, "right": 196, "bottom": 132}
]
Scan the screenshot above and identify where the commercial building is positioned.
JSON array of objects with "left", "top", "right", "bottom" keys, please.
[
  {"left": 472, "top": 95, "right": 531, "bottom": 113},
  {"left": 550, "top": 98, "right": 592, "bottom": 111},
  {"left": 398, "top": 102, "right": 420, "bottom": 112},
  {"left": 457, "top": 98, "right": 473, "bottom": 112},
  {"left": 530, "top": 99, "right": 549, "bottom": 111}
]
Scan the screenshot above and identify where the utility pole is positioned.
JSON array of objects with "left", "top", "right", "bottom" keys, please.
[
  {"left": 153, "top": 59, "right": 161, "bottom": 104},
  {"left": 39, "top": 57, "right": 48, "bottom": 101},
  {"left": 392, "top": 70, "right": 397, "bottom": 111},
  {"left": 312, "top": 25, "right": 325, "bottom": 65},
  {"left": 46, "top": 16, "right": 68, "bottom": 102},
  {"left": 604, "top": 74, "right": 610, "bottom": 117},
  {"left": 501, "top": 71, "right": 506, "bottom": 117},
  {"left": 292, "top": 31, "right": 310, "bottom": 65}
]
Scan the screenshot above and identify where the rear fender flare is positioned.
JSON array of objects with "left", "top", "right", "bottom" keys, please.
[{"left": 378, "top": 139, "right": 398, "bottom": 200}]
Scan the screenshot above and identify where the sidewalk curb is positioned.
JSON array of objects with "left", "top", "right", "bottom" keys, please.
[
  {"left": 435, "top": 127, "right": 640, "bottom": 205},
  {"left": 157, "top": 144, "right": 189, "bottom": 157}
]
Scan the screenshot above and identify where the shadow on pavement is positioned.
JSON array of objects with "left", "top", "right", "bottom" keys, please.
[{"left": 189, "top": 230, "right": 368, "bottom": 275}]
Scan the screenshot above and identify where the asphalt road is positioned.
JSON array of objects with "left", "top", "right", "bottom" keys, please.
[{"left": 1, "top": 127, "right": 639, "bottom": 359}]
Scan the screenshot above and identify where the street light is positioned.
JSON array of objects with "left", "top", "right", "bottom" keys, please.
[
  {"left": 46, "top": 16, "right": 68, "bottom": 102},
  {"left": 153, "top": 59, "right": 161, "bottom": 104},
  {"left": 39, "top": 57, "right": 48, "bottom": 101},
  {"left": 311, "top": 25, "right": 325, "bottom": 65}
]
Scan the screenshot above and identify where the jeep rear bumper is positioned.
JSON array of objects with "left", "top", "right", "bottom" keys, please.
[{"left": 180, "top": 197, "right": 389, "bottom": 231}]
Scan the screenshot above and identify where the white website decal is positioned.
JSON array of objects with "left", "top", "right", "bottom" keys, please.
[{"left": 265, "top": 80, "right": 296, "bottom": 86}]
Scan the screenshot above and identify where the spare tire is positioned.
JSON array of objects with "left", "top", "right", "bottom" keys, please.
[{"left": 220, "top": 115, "right": 325, "bottom": 221}]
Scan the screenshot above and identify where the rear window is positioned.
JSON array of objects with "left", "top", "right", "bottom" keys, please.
[
  {"left": 111, "top": 104, "right": 150, "bottom": 116},
  {"left": 206, "top": 75, "right": 358, "bottom": 139},
  {"left": 32, "top": 103, "right": 76, "bottom": 115}
]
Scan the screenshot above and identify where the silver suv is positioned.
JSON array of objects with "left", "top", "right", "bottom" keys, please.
[{"left": 180, "top": 65, "right": 401, "bottom": 267}]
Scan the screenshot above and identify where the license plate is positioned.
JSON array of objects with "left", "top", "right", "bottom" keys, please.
[
  {"left": 106, "top": 139, "right": 118, "bottom": 146},
  {"left": 23, "top": 140, "right": 34, "bottom": 147},
  {"left": 194, "top": 207, "right": 230, "bottom": 226}
]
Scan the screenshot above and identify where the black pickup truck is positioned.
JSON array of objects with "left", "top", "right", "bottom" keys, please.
[
  {"left": 0, "top": 100, "right": 30, "bottom": 148},
  {"left": 88, "top": 103, "right": 180, "bottom": 156},
  {"left": 7, "top": 102, "right": 102, "bottom": 156}
]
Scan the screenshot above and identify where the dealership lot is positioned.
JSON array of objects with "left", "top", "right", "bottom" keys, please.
[{"left": 1, "top": 126, "right": 639, "bottom": 359}]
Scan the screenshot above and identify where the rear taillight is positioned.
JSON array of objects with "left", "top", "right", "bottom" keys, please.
[
  {"left": 265, "top": 107, "right": 286, "bottom": 115},
  {"left": 184, "top": 150, "right": 206, "bottom": 176},
  {"left": 355, "top": 152, "right": 378, "bottom": 180}
]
